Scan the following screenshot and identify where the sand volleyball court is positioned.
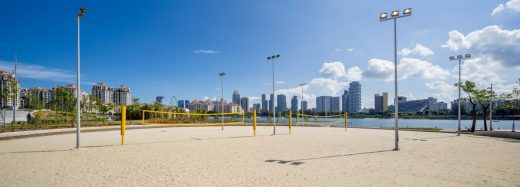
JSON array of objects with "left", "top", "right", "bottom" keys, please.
[{"left": 0, "top": 126, "right": 519, "bottom": 186}]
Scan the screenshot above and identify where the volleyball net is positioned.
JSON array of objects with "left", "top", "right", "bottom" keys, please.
[
  {"left": 297, "top": 113, "right": 348, "bottom": 128},
  {"left": 141, "top": 110, "right": 245, "bottom": 127}
]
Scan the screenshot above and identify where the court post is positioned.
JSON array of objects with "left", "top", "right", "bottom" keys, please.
[
  {"left": 344, "top": 112, "right": 348, "bottom": 131},
  {"left": 121, "top": 106, "right": 126, "bottom": 145},
  {"left": 141, "top": 110, "right": 145, "bottom": 125},
  {"left": 253, "top": 109, "right": 257, "bottom": 136},
  {"left": 296, "top": 112, "right": 300, "bottom": 127},
  {"left": 289, "top": 111, "right": 292, "bottom": 134}
]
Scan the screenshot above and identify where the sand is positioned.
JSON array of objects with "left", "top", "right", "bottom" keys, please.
[{"left": 0, "top": 126, "right": 519, "bottom": 187}]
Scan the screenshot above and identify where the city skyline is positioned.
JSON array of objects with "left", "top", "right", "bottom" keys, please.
[{"left": 0, "top": 1, "right": 519, "bottom": 109}]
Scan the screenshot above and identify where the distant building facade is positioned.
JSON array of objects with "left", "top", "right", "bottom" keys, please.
[
  {"left": 277, "top": 95, "right": 287, "bottom": 112},
  {"left": 374, "top": 92, "right": 388, "bottom": 113},
  {"left": 240, "top": 97, "right": 249, "bottom": 112},
  {"left": 232, "top": 90, "right": 241, "bottom": 104},
  {"left": 290, "top": 96, "right": 298, "bottom": 113},
  {"left": 348, "top": 81, "right": 362, "bottom": 113}
]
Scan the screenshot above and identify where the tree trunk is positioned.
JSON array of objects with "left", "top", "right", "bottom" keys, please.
[
  {"left": 471, "top": 104, "right": 477, "bottom": 132},
  {"left": 482, "top": 106, "right": 488, "bottom": 131}
]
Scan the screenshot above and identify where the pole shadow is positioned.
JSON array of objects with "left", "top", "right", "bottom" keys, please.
[{"left": 265, "top": 149, "right": 394, "bottom": 166}]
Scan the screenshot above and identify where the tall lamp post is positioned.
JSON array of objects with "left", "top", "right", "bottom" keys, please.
[
  {"left": 12, "top": 54, "right": 18, "bottom": 124},
  {"left": 219, "top": 72, "right": 225, "bottom": 131},
  {"left": 76, "top": 7, "right": 87, "bottom": 149},
  {"left": 450, "top": 54, "right": 471, "bottom": 136},
  {"left": 267, "top": 54, "right": 280, "bottom": 135},
  {"left": 299, "top": 82, "right": 306, "bottom": 115},
  {"left": 379, "top": 8, "right": 412, "bottom": 151}
]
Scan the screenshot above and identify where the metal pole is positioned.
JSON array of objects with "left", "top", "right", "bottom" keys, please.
[
  {"left": 76, "top": 15, "right": 81, "bottom": 149},
  {"left": 12, "top": 54, "right": 17, "bottom": 124},
  {"left": 272, "top": 59, "right": 276, "bottom": 135},
  {"left": 393, "top": 18, "right": 399, "bottom": 151},
  {"left": 458, "top": 59, "right": 461, "bottom": 136},
  {"left": 301, "top": 84, "right": 304, "bottom": 115},
  {"left": 490, "top": 84, "right": 493, "bottom": 131},
  {"left": 221, "top": 75, "right": 224, "bottom": 131}
]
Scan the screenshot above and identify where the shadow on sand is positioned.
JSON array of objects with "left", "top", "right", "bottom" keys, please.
[{"left": 265, "top": 149, "right": 394, "bottom": 166}]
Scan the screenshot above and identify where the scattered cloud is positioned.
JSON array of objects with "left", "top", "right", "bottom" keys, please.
[
  {"left": 399, "top": 44, "right": 434, "bottom": 57},
  {"left": 347, "top": 48, "right": 354, "bottom": 52},
  {"left": 319, "top": 61, "right": 347, "bottom": 79},
  {"left": 442, "top": 25, "right": 520, "bottom": 68},
  {"left": 0, "top": 60, "right": 75, "bottom": 82},
  {"left": 193, "top": 50, "right": 219, "bottom": 54},
  {"left": 364, "top": 58, "right": 449, "bottom": 81},
  {"left": 276, "top": 81, "right": 285, "bottom": 84},
  {"left": 333, "top": 48, "right": 355, "bottom": 52},
  {"left": 347, "top": 66, "right": 362, "bottom": 81},
  {"left": 491, "top": 0, "right": 520, "bottom": 16},
  {"left": 202, "top": 96, "right": 217, "bottom": 101},
  {"left": 425, "top": 81, "right": 457, "bottom": 102},
  {"left": 455, "top": 57, "right": 505, "bottom": 85}
]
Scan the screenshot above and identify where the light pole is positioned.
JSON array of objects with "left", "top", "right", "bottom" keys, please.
[
  {"left": 299, "top": 82, "right": 306, "bottom": 115},
  {"left": 76, "top": 7, "right": 87, "bottom": 149},
  {"left": 489, "top": 84, "right": 494, "bottom": 131},
  {"left": 267, "top": 54, "right": 280, "bottom": 135},
  {"left": 12, "top": 54, "right": 18, "bottom": 124},
  {"left": 380, "top": 8, "right": 412, "bottom": 151},
  {"left": 219, "top": 72, "right": 225, "bottom": 131},
  {"left": 450, "top": 54, "right": 471, "bottom": 136}
]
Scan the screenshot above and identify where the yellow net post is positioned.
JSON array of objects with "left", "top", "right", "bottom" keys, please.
[
  {"left": 253, "top": 109, "right": 257, "bottom": 136},
  {"left": 289, "top": 111, "right": 292, "bottom": 134},
  {"left": 141, "top": 110, "right": 145, "bottom": 125},
  {"left": 121, "top": 106, "right": 126, "bottom": 145}
]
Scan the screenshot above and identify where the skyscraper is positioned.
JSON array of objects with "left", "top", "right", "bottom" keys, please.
[
  {"left": 232, "top": 90, "right": 240, "bottom": 104},
  {"left": 331, "top": 97, "right": 340, "bottom": 113},
  {"left": 316, "top": 96, "right": 332, "bottom": 114},
  {"left": 348, "top": 81, "right": 362, "bottom": 113},
  {"left": 374, "top": 92, "right": 388, "bottom": 113},
  {"left": 290, "top": 96, "right": 298, "bottom": 113},
  {"left": 114, "top": 85, "right": 132, "bottom": 105},
  {"left": 261, "top": 94, "right": 267, "bottom": 113},
  {"left": 302, "top": 101, "right": 308, "bottom": 113},
  {"left": 341, "top": 90, "right": 349, "bottom": 113},
  {"left": 269, "top": 94, "right": 274, "bottom": 114},
  {"left": 155, "top": 96, "right": 164, "bottom": 104},
  {"left": 277, "top": 94, "right": 287, "bottom": 112},
  {"left": 178, "top": 100, "right": 190, "bottom": 108},
  {"left": 240, "top": 97, "right": 249, "bottom": 112}
]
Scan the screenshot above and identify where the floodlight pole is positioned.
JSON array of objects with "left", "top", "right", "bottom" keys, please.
[
  {"left": 299, "top": 83, "right": 305, "bottom": 115},
  {"left": 490, "top": 84, "right": 493, "bottom": 131},
  {"left": 450, "top": 54, "right": 470, "bottom": 136},
  {"left": 267, "top": 55, "right": 280, "bottom": 135},
  {"left": 219, "top": 72, "right": 225, "bottom": 130},
  {"left": 76, "top": 7, "right": 87, "bottom": 149},
  {"left": 380, "top": 8, "right": 411, "bottom": 151}
]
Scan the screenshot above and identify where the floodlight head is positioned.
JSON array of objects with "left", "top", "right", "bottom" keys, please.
[
  {"left": 380, "top": 12, "right": 388, "bottom": 20},
  {"left": 391, "top": 10, "right": 399, "bottom": 17},
  {"left": 267, "top": 56, "right": 271, "bottom": 60},
  {"left": 457, "top": 55, "right": 463, "bottom": 59},
  {"left": 449, "top": 56, "right": 455, "bottom": 60},
  {"left": 465, "top": 54, "right": 471, "bottom": 58},
  {"left": 403, "top": 8, "right": 412, "bottom": 15},
  {"left": 276, "top": 54, "right": 280, "bottom": 58},
  {"left": 77, "top": 7, "right": 87, "bottom": 18},
  {"left": 219, "top": 72, "right": 225, "bottom": 76}
]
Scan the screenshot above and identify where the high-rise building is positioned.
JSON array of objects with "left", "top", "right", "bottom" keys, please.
[
  {"left": 302, "top": 101, "right": 308, "bottom": 113},
  {"left": 253, "top": 103, "right": 261, "bottom": 112},
  {"left": 92, "top": 82, "right": 114, "bottom": 104},
  {"left": 341, "top": 90, "right": 349, "bottom": 113},
  {"left": 290, "top": 96, "right": 298, "bottom": 113},
  {"left": 0, "top": 71, "right": 20, "bottom": 109},
  {"left": 269, "top": 94, "right": 274, "bottom": 114},
  {"left": 114, "top": 86, "right": 132, "bottom": 105},
  {"left": 348, "top": 81, "right": 361, "bottom": 113},
  {"left": 331, "top": 97, "right": 340, "bottom": 113},
  {"left": 155, "top": 96, "right": 164, "bottom": 104},
  {"left": 277, "top": 94, "right": 287, "bottom": 112},
  {"left": 232, "top": 90, "right": 241, "bottom": 104},
  {"left": 261, "top": 94, "right": 268, "bottom": 113},
  {"left": 374, "top": 92, "right": 388, "bottom": 113},
  {"left": 178, "top": 100, "right": 190, "bottom": 108},
  {"left": 316, "top": 96, "right": 332, "bottom": 114},
  {"left": 240, "top": 97, "right": 249, "bottom": 112},
  {"left": 28, "top": 87, "right": 52, "bottom": 109}
]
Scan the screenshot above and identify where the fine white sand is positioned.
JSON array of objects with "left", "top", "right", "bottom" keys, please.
[{"left": 0, "top": 126, "right": 519, "bottom": 187}]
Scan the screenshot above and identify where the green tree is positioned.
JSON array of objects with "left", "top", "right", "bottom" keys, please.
[
  {"left": 456, "top": 80, "right": 479, "bottom": 132},
  {"left": 476, "top": 87, "right": 496, "bottom": 131}
]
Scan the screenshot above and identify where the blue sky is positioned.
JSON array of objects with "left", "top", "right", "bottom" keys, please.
[{"left": 1, "top": 0, "right": 519, "bottom": 108}]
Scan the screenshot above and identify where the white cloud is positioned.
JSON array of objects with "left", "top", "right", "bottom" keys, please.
[
  {"left": 455, "top": 57, "right": 505, "bottom": 85},
  {"left": 399, "top": 44, "right": 434, "bottom": 57},
  {"left": 492, "top": 0, "right": 520, "bottom": 16},
  {"left": 347, "top": 48, "right": 354, "bottom": 52},
  {"left": 193, "top": 50, "right": 219, "bottom": 54},
  {"left": 425, "top": 81, "right": 457, "bottom": 103},
  {"left": 276, "top": 81, "right": 285, "bottom": 84},
  {"left": 0, "top": 61, "right": 75, "bottom": 82},
  {"left": 202, "top": 96, "right": 217, "bottom": 101},
  {"left": 363, "top": 58, "right": 449, "bottom": 81},
  {"left": 442, "top": 25, "right": 520, "bottom": 67},
  {"left": 347, "top": 66, "right": 362, "bottom": 81},
  {"left": 319, "top": 61, "right": 347, "bottom": 79},
  {"left": 276, "top": 78, "right": 349, "bottom": 108}
]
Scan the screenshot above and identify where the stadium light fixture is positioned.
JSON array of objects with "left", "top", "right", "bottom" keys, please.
[
  {"left": 379, "top": 8, "right": 412, "bottom": 151},
  {"left": 219, "top": 72, "right": 225, "bottom": 130},
  {"left": 450, "top": 53, "right": 471, "bottom": 136},
  {"left": 267, "top": 54, "right": 280, "bottom": 135},
  {"left": 75, "top": 7, "right": 87, "bottom": 149}
]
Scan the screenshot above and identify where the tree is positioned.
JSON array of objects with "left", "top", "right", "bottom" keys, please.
[
  {"left": 503, "top": 78, "right": 520, "bottom": 132},
  {"left": 476, "top": 87, "right": 496, "bottom": 131},
  {"left": 456, "top": 81, "right": 479, "bottom": 132}
]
